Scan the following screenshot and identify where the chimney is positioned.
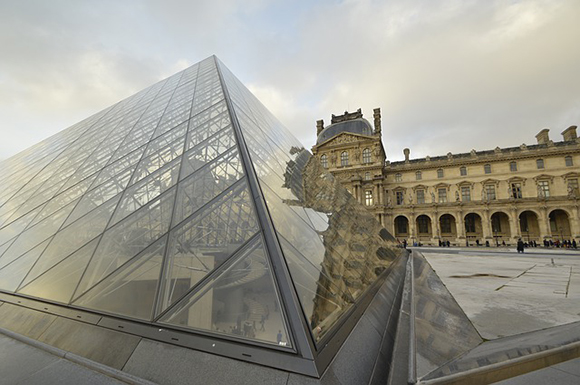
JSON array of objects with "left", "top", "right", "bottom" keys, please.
[
  {"left": 535, "top": 128, "right": 550, "bottom": 145},
  {"left": 403, "top": 148, "right": 410, "bottom": 162},
  {"left": 373, "top": 108, "right": 382, "bottom": 135},
  {"left": 316, "top": 119, "right": 324, "bottom": 136},
  {"left": 562, "top": 126, "right": 577, "bottom": 141}
]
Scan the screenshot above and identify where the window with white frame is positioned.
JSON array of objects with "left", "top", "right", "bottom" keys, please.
[
  {"left": 365, "top": 190, "right": 373, "bottom": 206},
  {"left": 341, "top": 151, "right": 349, "bottom": 166},
  {"left": 395, "top": 173, "right": 402, "bottom": 182},
  {"left": 416, "top": 189, "right": 425, "bottom": 204},
  {"left": 485, "top": 184, "right": 496, "bottom": 200},
  {"left": 364, "top": 172, "right": 371, "bottom": 181},
  {"left": 438, "top": 188, "right": 447, "bottom": 203},
  {"left": 537, "top": 180, "right": 550, "bottom": 197},
  {"left": 320, "top": 154, "right": 328, "bottom": 168},
  {"left": 396, "top": 191, "right": 404, "bottom": 205},
  {"left": 511, "top": 182, "right": 522, "bottom": 199},
  {"left": 461, "top": 186, "right": 471, "bottom": 201},
  {"left": 362, "top": 148, "right": 371, "bottom": 164}
]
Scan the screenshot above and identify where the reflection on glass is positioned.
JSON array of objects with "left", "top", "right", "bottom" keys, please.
[
  {"left": 157, "top": 179, "right": 259, "bottom": 314},
  {"left": 73, "top": 236, "right": 167, "bottom": 320},
  {"left": 161, "top": 235, "right": 292, "bottom": 348}
]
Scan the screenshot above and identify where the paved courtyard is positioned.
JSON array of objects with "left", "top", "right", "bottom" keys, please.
[{"left": 417, "top": 247, "right": 580, "bottom": 339}]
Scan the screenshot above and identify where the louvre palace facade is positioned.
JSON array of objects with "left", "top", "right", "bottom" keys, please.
[{"left": 312, "top": 109, "right": 580, "bottom": 246}]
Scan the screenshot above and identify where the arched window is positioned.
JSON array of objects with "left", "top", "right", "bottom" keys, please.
[
  {"left": 395, "top": 173, "right": 402, "bottom": 182},
  {"left": 460, "top": 166, "right": 467, "bottom": 176},
  {"left": 341, "top": 151, "right": 349, "bottom": 166},
  {"left": 362, "top": 148, "right": 371, "bottom": 164},
  {"left": 365, "top": 190, "right": 373, "bottom": 206},
  {"left": 536, "top": 159, "right": 544, "bottom": 169},
  {"left": 565, "top": 156, "right": 573, "bottom": 167},
  {"left": 510, "top": 161, "right": 517, "bottom": 172},
  {"left": 416, "top": 171, "right": 422, "bottom": 180},
  {"left": 484, "top": 164, "right": 491, "bottom": 174},
  {"left": 320, "top": 154, "right": 328, "bottom": 168},
  {"left": 437, "top": 169, "right": 444, "bottom": 178}
]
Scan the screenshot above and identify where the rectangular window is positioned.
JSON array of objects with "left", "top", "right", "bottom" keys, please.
[
  {"left": 460, "top": 167, "right": 467, "bottom": 176},
  {"left": 485, "top": 185, "right": 496, "bottom": 200},
  {"left": 484, "top": 164, "right": 491, "bottom": 174},
  {"left": 365, "top": 190, "right": 373, "bottom": 206},
  {"left": 437, "top": 169, "right": 444, "bottom": 178},
  {"left": 396, "top": 191, "right": 404, "bottom": 205},
  {"left": 364, "top": 172, "right": 371, "bottom": 181},
  {"left": 510, "top": 162, "right": 517, "bottom": 172},
  {"left": 536, "top": 159, "right": 544, "bottom": 169},
  {"left": 416, "top": 189, "right": 425, "bottom": 204},
  {"left": 395, "top": 173, "right": 402, "bottom": 182},
  {"left": 565, "top": 156, "right": 573, "bottom": 167},
  {"left": 416, "top": 171, "right": 422, "bottom": 180},
  {"left": 461, "top": 186, "right": 471, "bottom": 202},
  {"left": 417, "top": 217, "right": 430, "bottom": 234},
  {"left": 538, "top": 180, "right": 550, "bottom": 197},
  {"left": 438, "top": 188, "right": 447, "bottom": 203},
  {"left": 511, "top": 183, "right": 522, "bottom": 199}
]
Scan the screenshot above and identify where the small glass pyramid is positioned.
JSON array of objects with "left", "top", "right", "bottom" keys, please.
[{"left": 0, "top": 56, "right": 401, "bottom": 361}]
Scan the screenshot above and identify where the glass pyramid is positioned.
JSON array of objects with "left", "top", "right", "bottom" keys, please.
[{"left": 0, "top": 56, "right": 401, "bottom": 360}]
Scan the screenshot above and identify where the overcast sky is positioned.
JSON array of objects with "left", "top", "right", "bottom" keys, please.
[{"left": 1, "top": 0, "right": 579, "bottom": 162}]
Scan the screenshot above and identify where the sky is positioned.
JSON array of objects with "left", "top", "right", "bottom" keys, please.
[{"left": 1, "top": 0, "right": 580, "bottom": 162}]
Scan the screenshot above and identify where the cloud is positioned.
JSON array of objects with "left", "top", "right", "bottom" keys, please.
[{"left": 1, "top": 0, "right": 579, "bottom": 164}]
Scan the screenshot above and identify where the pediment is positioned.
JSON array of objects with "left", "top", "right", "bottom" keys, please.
[{"left": 317, "top": 132, "right": 374, "bottom": 148}]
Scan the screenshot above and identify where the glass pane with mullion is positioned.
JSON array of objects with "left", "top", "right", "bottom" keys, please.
[
  {"left": 160, "top": 235, "right": 293, "bottom": 348},
  {"left": 0, "top": 197, "right": 79, "bottom": 269},
  {"left": 180, "top": 126, "right": 236, "bottom": 179},
  {"left": 157, "top": 180, "right": 259, "bottom": 314},
  {"left": 0, "top": 205, "right": 45, "bottom": 247},
  {"left": 18, "top": 237, "right": 101, "bottom": 303},
  {"left": 65, "top": 168, "right": 133, "bottom": 227},
  {"left": 72, "top": 235, "right": 167, "bottom": 320},
  {"left": 111, "top": 158, "right": 181, "bottom": 226},
  {"left": 0, "top": 239, "right": 51, "bottom": 292},
  {"left": 19, "top": 194, "right": 121, "bottom": 288},
  {"left": 75, "top": 187, "right": 176, "bottom": 299},
  {"left": 131, "top": 135, "right": 186, "bottom": 185},
  {"left": 174, "top": 148, "right": 244, "bottom": 225},
  {"left": 186, "top": 107, "right": 230, "bottom": 151}
]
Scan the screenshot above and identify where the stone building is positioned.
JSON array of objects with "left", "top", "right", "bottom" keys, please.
[{"left": 312, "top": 109, "right": 580, "bottom": 246}]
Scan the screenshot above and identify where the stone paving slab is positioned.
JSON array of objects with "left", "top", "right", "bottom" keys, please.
[
  {"left": 0, "top": 333, "right": 124, "bottom": 385},
  {"left": 420, "top": 249, "right": 580, "bottom": 339}
]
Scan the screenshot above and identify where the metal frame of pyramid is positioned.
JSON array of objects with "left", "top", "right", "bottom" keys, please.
[{"left": 0, "top": 56, "right": 402, "bottom": 377}]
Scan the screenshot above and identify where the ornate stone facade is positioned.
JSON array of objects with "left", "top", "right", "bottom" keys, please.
[{"left": 312, "top": 110, "right": 580, "bottom": 246}]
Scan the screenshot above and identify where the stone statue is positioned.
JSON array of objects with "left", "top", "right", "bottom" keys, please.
[
  {"left": 386, "top": 195, "right": 392, "bottom": 207},
  {"left": 430, "top": 192, "right": 436, "bottom": 203},
  {"left": 354, "top": 149, "right": 361, "bottom": 161},
  {"left": 330, "top": 154, "right": 337, "bottom": 166},
  {"left": 568, "top": 185, "right": 576, "bottom": 198},
  {"left": 537, "top": 184, "right": 544, "bottom": 198},
  {"left": 408, "top": 193, "right": 413, "bottom": 204},
  {"left": 455, "top": 191, "right": 460, "bottom": 202}
]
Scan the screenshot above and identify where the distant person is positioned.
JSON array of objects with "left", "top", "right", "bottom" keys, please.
[
  {"left": 517, "top": 239, "right": 524, "bottom": 253},
  {"left": 277, "top": 330, "right": 282, "bottom": 344},
  {"left": 402, "top": 239, "right": 407, "bottom": 249},
  {"left": 573, "top": 239, "right": 577, "bottom": 249}
]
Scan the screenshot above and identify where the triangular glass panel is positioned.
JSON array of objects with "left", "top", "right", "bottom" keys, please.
[
  {"left": 72, "top": 236, "right": 167, "bottom": 320},
  {"left": 157, "top": 179, "right": 259, "bottom": 314},
  {"left": 160, "top": 235, "right": 292, "bottom": 348},
  {"left": 0, "top": 205, "right": 45, "bottom": 247},
  {"left": 74, "top": 187, "right": 176, "bottom": 298},
  {"left": 0, "top": 239, "right": 51, "bottom": 292},
  {"left": 18, "top": 237, "right": 101, "bottom": 303}
]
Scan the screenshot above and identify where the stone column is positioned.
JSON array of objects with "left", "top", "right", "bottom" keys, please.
[
  {"left": 538, "top": 206, "right": 551, "bottom": 239},
  {"left": 482, "top": 209, "right": 492, "bottom": 240},
  {"left": 509, "top": 208, "right": 520, "bottom": 242},
  {"left": 457, "top": 211, "right": 466, "bottom": 239},
  {"left": 409, "top": 213, "right": 416, "bottom": 243}
]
